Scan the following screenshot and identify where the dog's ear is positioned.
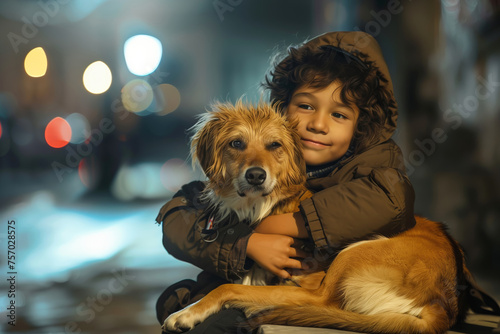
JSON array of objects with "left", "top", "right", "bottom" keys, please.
[
  {"left": 284, "top": 116, "right": 307, "bottom": 187},
  {"left": 190, "top": 111, "right": 227, "bottom": 180},
  {"left": 190, "top": 113, "right": 217, "bottom": 176}
]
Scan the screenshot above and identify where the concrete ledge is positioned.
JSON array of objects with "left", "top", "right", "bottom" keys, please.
[{"left": 258, "top": 313, "right": 500, "bottom": 334}]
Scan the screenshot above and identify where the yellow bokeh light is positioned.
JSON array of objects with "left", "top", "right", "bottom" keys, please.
[
  {"left": 24, "top": 47, "right": 48, "bottom": 78},
  {"left": 121, "top": 79, "right": 154, "bottom": 113},
  {"left": 155, "top": 84, "right": 181, "bottom": 115},
  {"left": 83, "top": 61, "right": 112, "bottom": 94}
]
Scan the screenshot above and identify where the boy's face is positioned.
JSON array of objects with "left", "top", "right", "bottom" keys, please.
[{"left": 286, "top": 81, "right": 359, "bottom": 166}]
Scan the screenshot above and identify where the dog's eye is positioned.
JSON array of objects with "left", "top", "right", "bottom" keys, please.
[
  {"left": 269, "top": 142, "right": 282, "bottom": 150},
  {"left": 230, "top": 140, "right": 244, "bottom": 149}
]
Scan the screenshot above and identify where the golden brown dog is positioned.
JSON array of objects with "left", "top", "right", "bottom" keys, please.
[
  {"left": 189, "top": 100, "right": 309, "bottom": 226},
  {"left": 163, "top": 101, "right": 497, "bottom": 334}
]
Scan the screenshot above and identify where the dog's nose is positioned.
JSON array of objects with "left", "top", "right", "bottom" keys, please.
[{"left": 245, "top": 167, "right": 266, "bottom": 185}]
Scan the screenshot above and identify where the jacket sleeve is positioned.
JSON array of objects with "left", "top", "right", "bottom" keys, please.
[
  {"left": 156, "top": 181, "right": 254, "bottom": 282},
  {"left": 300, "top": 166, "right": 416, "bottom": 249}
]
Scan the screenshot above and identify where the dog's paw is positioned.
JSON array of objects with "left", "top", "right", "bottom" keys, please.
[{"left": 162, "top": 308, "right": 198, "bottom": 333}]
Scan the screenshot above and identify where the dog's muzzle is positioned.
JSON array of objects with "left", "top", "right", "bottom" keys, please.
[
  {"left": 237, "top": 167, "right": 271, "bottom": 197},
  {"left": 245, "top": 167, "right": 266, "bottom": 186}
]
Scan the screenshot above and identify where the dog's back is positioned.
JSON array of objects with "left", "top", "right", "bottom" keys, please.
[
  {"left": 329, "top": 217, "right": 464, "bottom": 332},
  {"left": 249, "top": 217, "right": 476, "bottom": 333}
]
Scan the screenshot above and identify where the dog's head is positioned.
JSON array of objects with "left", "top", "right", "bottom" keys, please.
[{"left": 190, "top": 100, "right": 306, "bottom": 201}]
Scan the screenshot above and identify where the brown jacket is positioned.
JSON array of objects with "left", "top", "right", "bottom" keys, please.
[{"left": 156, "top": 31, "right": 415, "bottom": 281}]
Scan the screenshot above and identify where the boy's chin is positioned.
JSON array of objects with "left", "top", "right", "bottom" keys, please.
[{"left": 303, "top": 152, "right": 341, "bottom": 167}]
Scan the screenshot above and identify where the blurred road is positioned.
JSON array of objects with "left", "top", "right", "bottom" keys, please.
[{"left": 0, "top": 186, "right": 201, "bottom": 334}]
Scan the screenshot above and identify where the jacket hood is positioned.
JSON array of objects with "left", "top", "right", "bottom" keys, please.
[{"left": 298, "top": 31, "right": 398, "bottom": 148}]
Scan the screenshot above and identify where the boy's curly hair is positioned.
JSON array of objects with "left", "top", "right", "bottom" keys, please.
[{"left": 263, "top": 45, "right": 396, "bottom": 153}]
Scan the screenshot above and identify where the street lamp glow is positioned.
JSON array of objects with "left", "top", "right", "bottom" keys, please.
[
  {"left": 83, "top": 61, "right": 112, "bottom": 94},
  {"left": 25, "top": 47, "right": 48, "bottom": 78},
  {"left": 124, "top": 35, "right": 163, "bottom": 76}
]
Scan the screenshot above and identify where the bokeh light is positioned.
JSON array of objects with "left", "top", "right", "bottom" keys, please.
[
  {"left": 83, "top": 61, "right": 112, "bottom": 94},
  {"left": 78, "top": 157, "right": 99, "bottom": 189},
  {"left": 0, "top": 119, "right": 9, "bottom": 157},
  {"left": 155, "top": 84, "right": 181, "bottom": 115},
  {"left": 110, "top": 164, "right": 151, "bottom": 201},
  {"left": 161, "top": 158, "right": 192, "bottom": 193},
  {"left": 45, "top": 117, "right": 72, "bottom": 148},
  {"left": 111, "top": 165, "right": 135, "bottom": 201},
  {"left": 24, "top": 47, "right": 48, "bottom": 78},
  {"left": 121, "top": 79, "right": 154, "bottom": 113},
  {"left": 124, "top": 34, "right": 163, "bottom": 76},
  {"left": 111, "top": 162, "right": 191, "bottom": 201},
  {"left": 66, "top": 113, "right": 91, "bottom": 144}
]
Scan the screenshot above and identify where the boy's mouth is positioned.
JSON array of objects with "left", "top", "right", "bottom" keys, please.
[{"left": 301, "top": 138, "right": 331, "bottom": 148}]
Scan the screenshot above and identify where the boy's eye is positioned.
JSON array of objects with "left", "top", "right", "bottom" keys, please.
[
  {"left": 298, "top": 104, "right": 313, "bottom": 110},
  {"left": 332, "top": 112, "right": 347, "bottom": 119}
]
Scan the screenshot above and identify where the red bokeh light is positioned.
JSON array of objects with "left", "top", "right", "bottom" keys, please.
[
  {"left": 78, "top": 157, "right": 99, "bottom": 189},
  {"left": 0, "top": 121, "right": 3, "bottom": 139},
  {"left": 45, "top": 117, "right": 72, "bottom": 148}
]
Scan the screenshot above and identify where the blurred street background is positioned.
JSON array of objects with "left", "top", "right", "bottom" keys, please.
[{"left": 0, "top": 0, "right": 499, "bottom": 333}]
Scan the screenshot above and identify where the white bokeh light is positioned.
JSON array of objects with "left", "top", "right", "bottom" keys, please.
[
  {"left": 83, "top": 61, "right": 112, "bottom": 94},
  {"left": 124, "top": 34, "right": 163, "bottom": 76}
]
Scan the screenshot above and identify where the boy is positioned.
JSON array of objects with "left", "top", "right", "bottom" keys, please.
[{"left": 156, "top": 31, "right": 415, "bottom": 332}]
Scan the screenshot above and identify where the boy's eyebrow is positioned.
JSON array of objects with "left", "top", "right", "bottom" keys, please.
[
  {"left": 291, "top": 92, "right": 354, "bottom": 110},
  {"left": 292, "top": 92, "right": 316, "bottom": 99}
]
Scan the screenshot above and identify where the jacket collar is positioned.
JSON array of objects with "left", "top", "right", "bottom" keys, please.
[{"left": 306, "top": 144, "right": 355, "bottom": 179}]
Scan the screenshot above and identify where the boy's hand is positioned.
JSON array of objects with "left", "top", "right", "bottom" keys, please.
[{"left": 246, "top": 232, "right": 311, "bottom": 279}]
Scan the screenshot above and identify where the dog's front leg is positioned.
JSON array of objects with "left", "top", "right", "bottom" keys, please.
[
  {"left": 162, "top": 283, "right": 321, "bottom": 332},
  {"left": 162, "top": 300, "right": 213, "bottom": 332},
  {"left": 162, "top": 284, "right": 235, "bottom": 332}
]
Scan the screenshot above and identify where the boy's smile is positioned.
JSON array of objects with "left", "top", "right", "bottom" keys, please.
[{"left": 287, "top": 81, "right": 359, "bottom": 166}]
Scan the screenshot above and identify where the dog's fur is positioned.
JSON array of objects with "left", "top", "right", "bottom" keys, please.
[{"left": 163, "top": 101, "right": 492, "bottom": 334}]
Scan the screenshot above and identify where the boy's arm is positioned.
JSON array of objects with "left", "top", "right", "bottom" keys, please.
[
  {"left": 254, "top": 212, "right": 309, "bottom": 238},
  {"left": 300, "top": 166, "right": 416, "bottom": 250},
  {"left": 156, "top": 181, "right": 254, "bottom": 282}
]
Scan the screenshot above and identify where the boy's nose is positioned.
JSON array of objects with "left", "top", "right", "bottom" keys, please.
[{"left": 307, "top": 113, "right": 328, "bottom": 134}]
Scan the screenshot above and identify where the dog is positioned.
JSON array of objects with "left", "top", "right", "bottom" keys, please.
[{"left": 163, "top": 101, "right": 499, "bottom": 334}]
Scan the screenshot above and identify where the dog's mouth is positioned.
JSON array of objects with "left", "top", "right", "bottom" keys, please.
[{"left": 237, "top": 186, "right": 271, "bottom": 197}]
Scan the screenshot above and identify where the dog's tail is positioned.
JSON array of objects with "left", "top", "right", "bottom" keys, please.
[
  {"left": 444, "top": 226, "right": 500, "bottom": 319},
  {"left": 246, "top": 303, "right": 451, "bottom": 334},
  {"left": 462, "top": 265, "right": 500, "bottom": 317}
]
